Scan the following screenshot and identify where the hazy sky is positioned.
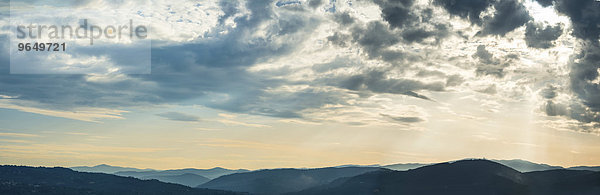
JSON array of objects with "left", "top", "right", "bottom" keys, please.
[{"left": 1, "top": 0, "right": 600, "bottom": 170}]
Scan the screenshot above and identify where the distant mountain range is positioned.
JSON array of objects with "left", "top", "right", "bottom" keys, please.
[
  {"left": 0, "top": 165, "right": 242, "bottom": 195},
  {"left": 290, "top": 160, "right": 600, "bottom": 195},
  {"left": 70, "top": 165, "right": 249, "bottom": 187},
  {"left": 114, "top": 167, "right": 250, "bottom": 180},
  {"left": 568, "top": 166, "right": 600, "bottom": 172},
  {"left": 114, "top": 167, "right": 248, "bottom": 187},
  {"left": 70, "top": 164, "right": 154, "bottom": 174},
  {"left": 39, "top": 159, "right": 598, "bottom": 194},
  {"left": 380, "top": 163, "right": 428, "bottom": 171},
  {"left": 198, "top": 167, "right": 382, "bottom": 195}
]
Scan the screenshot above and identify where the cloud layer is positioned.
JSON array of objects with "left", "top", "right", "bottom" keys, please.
[{"left": 0, "top": 0, "right": 598, "bottom": 131}]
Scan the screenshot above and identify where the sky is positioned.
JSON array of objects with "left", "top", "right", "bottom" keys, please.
[{"left": 0, "top": 0, "right": 600, "bottom": 170}]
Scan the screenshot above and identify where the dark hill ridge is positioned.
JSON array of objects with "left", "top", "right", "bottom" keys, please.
[
  {"left": 198, "top": 166, "right": 383, "bottom": 195},
  {"left": 292, "top": 160, "right": 600, "bottom": 195},
  {"left": 380, "top": 159, "right": 567, "bottom": 172},
  {"left": 0, "top": 165, "right": 242, "bottom": 195}
]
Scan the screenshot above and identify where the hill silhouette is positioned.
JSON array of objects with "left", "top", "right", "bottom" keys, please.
[
  {"left": 198, "top": 167, "right": 382, "bottom": 195},
  {"left": 380, "top": 159, "right": 566, "bottom": 172},
  {"left": 0, "top": 165, "right": 242, "bottom": 195},
  {"left": 293, "top": 159, "right": 600, "bottom": 195}
]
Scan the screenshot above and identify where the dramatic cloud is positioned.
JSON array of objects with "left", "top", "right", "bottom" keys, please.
[
  {"left": 555, "top": 0, "right": 600, "bottom": 41},
  {"left": 535, "top": 0, "right": 554, "bottom": 7},
  {"left": 538, "top": 0, "right": 600, "bottom": 127},
  {"left": 0, "top": 0, "right": 323, "bottom": 118},
  {"left": 436, "top": 0, "right": 531, "bottom": 36},
  {"left": 568, "top": 44, "right": 600, "bottom": 112},
  {"left": 373, "top": 0, "right": 450, "bottom": 44},
  {"left": 374, "top": 0, "right": 417, "bottom": 29},
  {"left": 0, "top": 0, "right": 597, "bottom": 132},
  {"left": 434, "top": 0, "right": 495, "bottom": 25},
  {"left": 479, "top": 0, "right": 531, "bottom": 36},
  {"left": 525, "top": 22, "right": 563, "bottom": 48},
  {"left": 351, "top": 21, "right": 402, "bottom": 61}
]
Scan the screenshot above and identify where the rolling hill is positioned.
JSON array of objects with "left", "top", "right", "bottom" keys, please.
[
  {"left": 0, "top": 165, "right": 242, "bottom": 195},
  {"left": 198, "top": 167, "right": 383, "bottom": 195},
  {"left": 293, "top": 159, "right": 600, "bottom": 195}
]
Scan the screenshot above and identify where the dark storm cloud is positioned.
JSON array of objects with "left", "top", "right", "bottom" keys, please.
[
  {"left": 435, "top": 0, "right": 531, "bottom": 36},
  {"left": 535, "top": 0, "right": 553, "bottom": 7},
  {"left": 525, "top": 22, "right": 563, "bottom": 49},
  {"left": 434, "top": 0, "right": 495, "bottom": 25},
  {"left": 540, "top": 99, "right": 600, "bottom": 128},
  {"left": 380, "top": 113, "right": 424, "bottom": 123},
  {"left": 373, "top": 0, "right": 417, "bottom": 29},
  {"left": 479, "top": 0, "right": 532, "bottom": 36},
  {"left": 320, "top": 1, "right": 455, "bottom": 101},
  {"left": 371, "top": 0, "right": 450, "bottom": 43},
  {"left": 555, "top": 0, "right": 600, "bottom": 41},
  {"left": 545, "top": 0, "right": 600, "bottom": 126},
  {"left": 350, "top": 21, "right": 402, "bottom": 60},
  {"left": 157, "top": 112, "right": 201, "bottom": 122},
  {"left": 555, "top": 0, "right": 600, "bottom": 110},
  {"left": 568, "top": 44, "right": 600, "bottom": 112},
  {"left": 326, "top": 0, "right": 452, "bottom": 67},
  {"left": 539, "top": 84, "right": 600, "bottom": 129}
]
